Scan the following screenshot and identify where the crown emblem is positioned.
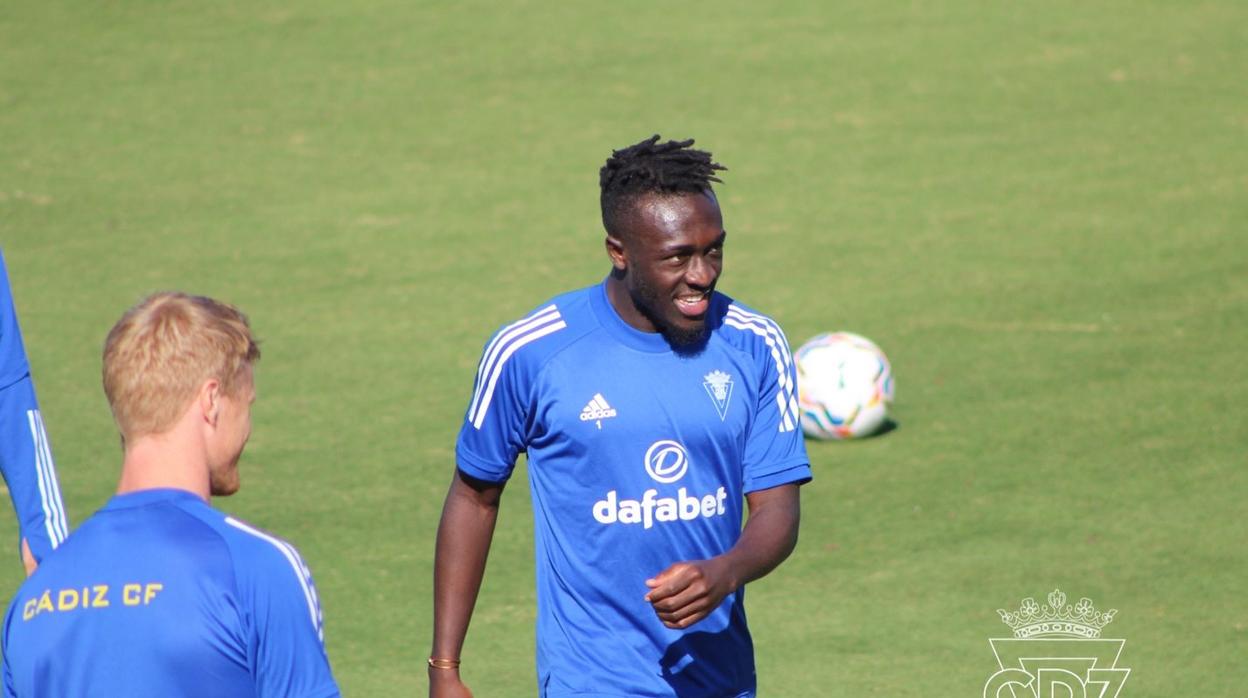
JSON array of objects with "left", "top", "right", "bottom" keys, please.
[
  {"left": 702, "top": 370, "right": 734, "bottom": 421},
  {"left": 704, "top": 370, "right": 732, "bottom": 400},
  {"left": 996, "top": 589, "right": 1117, "bottom": 639}
]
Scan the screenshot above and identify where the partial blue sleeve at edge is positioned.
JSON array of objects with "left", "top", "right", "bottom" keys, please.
[
  {"left": 0, "top": 376, "right": 69, "bottom": 563},
  {"left": 454, "top": 439, "right": 515, "bottom": 484},
  {"left": 743, "top": 459, "right": 812, "bottom": 494},
  {"left": 3, "top": 598, "right": 18, "bottom": 698},
  {"left": 0, "top": 249, "right": 70, "bottom": 564}
]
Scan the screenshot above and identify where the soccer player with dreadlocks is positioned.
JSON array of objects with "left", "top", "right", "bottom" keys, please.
[{"left": 430, "top": 136, "right": 811, "bottom": 698}]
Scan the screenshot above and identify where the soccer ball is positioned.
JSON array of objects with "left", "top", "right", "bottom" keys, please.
[{"left": 795, "top": 332, "right": 894, "bottom": 440}]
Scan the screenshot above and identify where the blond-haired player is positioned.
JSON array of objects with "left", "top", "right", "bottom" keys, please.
[{"left": 3, "top": 292, "right": 340, "bottom": 698}]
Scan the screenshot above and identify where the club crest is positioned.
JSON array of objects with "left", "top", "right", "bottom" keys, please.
[
  {"left": 984, "top": 589, "right": 1130, "bottom": 698},
  {"left": 702, "top": 370, "right": 734, "bottom": 421}
]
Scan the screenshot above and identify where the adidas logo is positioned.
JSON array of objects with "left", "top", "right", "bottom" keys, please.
[{"left": 580, "top": 393, "right": 618, "bottom": 422}]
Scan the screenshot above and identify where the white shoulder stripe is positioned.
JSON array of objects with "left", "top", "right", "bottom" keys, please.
[
  {"left": 467, "top": 305, "right": 562, "bottom": 421},
  {"left": 723, "top": 321, "right": 790, "bottom": 431},
  {"left": 27, "top": 410, "right": 69, "bottom": 546},
  {"left": 224, "top": 517, "right": 325, "bottom": 643},
  {"left": 726, "top": 308, "right": 800, "bottom": 428},
  {"left": 471, "top": 318, "right": 567, "bottom": 428},
  {"left": 469, "top": 304, "right": 554, "bottom": 399},
  {"left": 723, "top": 308, "right": 799, "bottom": 433},
  {"left": 726, "top": 306, "right": 793, "bottom": 367}
]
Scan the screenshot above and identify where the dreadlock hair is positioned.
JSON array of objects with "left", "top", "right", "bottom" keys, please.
[{"left": 599, "top": 135, "right": 727, "bottom": 237}]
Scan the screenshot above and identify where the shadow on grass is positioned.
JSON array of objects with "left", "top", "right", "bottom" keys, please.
[{"left": 805, "top": 417, "right": 900, "bottom": 443}]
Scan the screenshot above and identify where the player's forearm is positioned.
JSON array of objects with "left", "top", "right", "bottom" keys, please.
[
  {"left": 21, "top": 538, "right": 36, "bottom": 577},
  {"left": 719, "top": 483, "right": 801, "bottom": 591},
  {"left": 430, "top": 470, "right": 503, "bottom": 661},
  {"left": 1, "top": 376, "right": 69, "bottom": 564}
]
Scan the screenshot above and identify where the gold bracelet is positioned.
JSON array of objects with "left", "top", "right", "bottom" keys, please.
[{"left": 428, "top": 657, "right": 461, "bottom": 670}]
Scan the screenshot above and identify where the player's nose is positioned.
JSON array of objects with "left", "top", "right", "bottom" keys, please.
[{"left": 685, "top": 255, "right": 717, "bottom": 289}]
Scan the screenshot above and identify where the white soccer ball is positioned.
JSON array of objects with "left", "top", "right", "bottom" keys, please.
[{"left": 795, "top": 332, "right": 894, "bottom": 440}]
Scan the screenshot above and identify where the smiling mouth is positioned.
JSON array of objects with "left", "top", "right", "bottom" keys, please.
[{"left": 675, "top": 291, "right": 710, "bottom": 318}]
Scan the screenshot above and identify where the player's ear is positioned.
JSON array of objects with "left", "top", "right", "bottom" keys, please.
[
  {"left": 605, "top": 234, "right": 627, "bottom": 272},
  {"left": 197, "top": 379, "right": 222, "bottom": 426}
]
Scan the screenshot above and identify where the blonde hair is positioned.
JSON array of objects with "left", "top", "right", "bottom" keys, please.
[{"left": 103, "top": 292, "right": 260, "bottom": 439}]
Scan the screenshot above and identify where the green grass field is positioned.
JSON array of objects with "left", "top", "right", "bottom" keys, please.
[{"left": 2, "top": 1, "right": 1245, "bottom": 695}]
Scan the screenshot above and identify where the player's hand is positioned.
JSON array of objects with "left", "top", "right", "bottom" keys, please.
[
  {"left": 644, "top": 558, "right": 736, "bottom": 629},
  {"left": 21, "top": 538, "right": 37, "bottom": 577},
  {"left": 428, "top": 668, "right": 473, "bottom": 698}
]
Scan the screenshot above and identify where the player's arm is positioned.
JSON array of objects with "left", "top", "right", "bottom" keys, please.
[
  {"left": 645, "top": 483, "right": 800, "bottom": 629},
  {"left": 19, "top": 539, "right": 34, "bottom": 577},
  {"left": 1, "top": 252, "right": 70, "bottom": 574},
  {"left": 435, "top": 311, "right": 543, "bottom": 694},
  {"left": 429, "top": 468, "right": 506, "bottom": 698},
  {"left": 0, "top": 375, "right": 69, "bottom": 576}
]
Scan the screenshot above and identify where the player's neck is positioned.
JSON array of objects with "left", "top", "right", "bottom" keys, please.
[
  {"left": 604, "top": 275, "right": 658, "bottom": 334},
  {"left": 117, "top": 425, "right": 211, "bottom": 501}
]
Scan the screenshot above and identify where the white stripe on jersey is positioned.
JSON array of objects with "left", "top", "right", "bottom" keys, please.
[
  {"left": 726, "top": 306, "right": 802, "bottom": 428},
  {"left": 467, "top": 305, "right": 562, "bottom": 423},
  {"left": 225, "top": 517, "right": 326, "bottom": 643},
  {"left": 726, "top": 306, "right": 793, "bottom": 367},
  {"left": 470, "top": 305, "right": 558, "bottom": 407},
  {"left": 471, "top": 318, "right": 568, "bottom": 429},
  {"left": 26, "top": 410, "right": 68, "bottom": 547},
  {"left": 723, "top": 306, "right": 798, "bottom": 432},
  {"left": 36, "top": 412, "right": 70, "bottom": 544}
]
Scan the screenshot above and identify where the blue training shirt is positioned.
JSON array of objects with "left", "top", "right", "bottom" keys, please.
[
  {"left": 0, "top": 250, "right": 69, "bottom": 564},
  {"left": 456, "top": 280, "right": 811, "bottom": 698},
  {"left": 2, "top": 488, "right": 340, "bottom": 698}
]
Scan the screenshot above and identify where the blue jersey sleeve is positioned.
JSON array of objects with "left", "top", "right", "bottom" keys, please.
[
  {"left": 740, "top": 317, "right": 811, "bottom": 493},
  {"left": 456, "top": 305, "right": 565, "bottom": 482},
  {"left": 3, "top": 600, "right": 15, "bottom": 698},
  {"left": 224, "top": 517, "right": 340, "bottom": 698},
  {"left": 0, "top": 251, "right": 29, "bottom": 390},
  {"left": 0, "top": 250, "right": 69, "bottom": 563}
]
